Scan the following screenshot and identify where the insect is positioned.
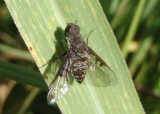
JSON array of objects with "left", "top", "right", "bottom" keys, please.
[{"left": 47, "top": 23, "right": 117, "bottom": 104}]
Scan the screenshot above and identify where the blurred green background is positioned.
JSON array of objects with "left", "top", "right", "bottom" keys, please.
[{"left": 0, "top": 0, "right": 160, "bottom": 114}]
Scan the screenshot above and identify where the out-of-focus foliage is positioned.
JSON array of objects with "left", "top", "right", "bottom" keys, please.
[
  {"left": 0, "top": 0, "right": 60, "bottom": 113},
  {"left": 0, "top": 0, "right": 159, "bottom": 113},
  {"left": 100, "top": 0, "right": 160, "bottom": 113}
]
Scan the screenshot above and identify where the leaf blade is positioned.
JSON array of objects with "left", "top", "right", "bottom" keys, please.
[{"left": 5, "top": 0, "right": 145, "bottom": 113}]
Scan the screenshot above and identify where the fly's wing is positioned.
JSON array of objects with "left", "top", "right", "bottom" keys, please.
[
  {"left": 47, "top": 49, "right": 73, "bottom": 104},
  {"left": 87, "top": 46, "right": 117, "bottom": 87}
]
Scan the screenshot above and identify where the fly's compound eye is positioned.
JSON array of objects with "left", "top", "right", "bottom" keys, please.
[{"left": 65, "top": 23, "right": 80, "bottom": 38}]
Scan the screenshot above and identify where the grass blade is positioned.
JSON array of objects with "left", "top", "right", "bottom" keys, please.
[
  {"left": 121, "top": 0, "right": 147, "bottom": 58},
  {"left": 0, "top": 60, "right": 47, "bottom": 90},
  {"left": 5, "top": 0, "right": 144, "bottom": 113}
]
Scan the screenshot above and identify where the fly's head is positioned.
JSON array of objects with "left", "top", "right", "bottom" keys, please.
[{"left": 65, "top": 23, "right": 80, "bottom": 39}]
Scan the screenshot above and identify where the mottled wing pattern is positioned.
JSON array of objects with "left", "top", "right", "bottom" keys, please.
[
  {"left": 87, "top": 46, "right": 117, "bottom": 86},
  {"left": 47, "top": 49, "right": 73, "bottom": 104}
]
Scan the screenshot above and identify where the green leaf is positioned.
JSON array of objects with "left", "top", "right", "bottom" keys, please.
[
  {"left": 0, "top": 60, "right": 47, "bottom": 90},
  {"left": 5, "top": 0, "right": 144, "bottom": 113},
  {"left": 121, "top": 0, "right": 147, "bottom": 58},
  {"left": 0, "top": 44, "right": 34, "bottom": 62}
]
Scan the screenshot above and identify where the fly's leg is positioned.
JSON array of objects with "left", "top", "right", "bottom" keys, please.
[
  {"left": 39, "top": 52, "right": 67, "bottom": 68},
  {"left": 83, "top": 29, "right": 95, "bottom": 45}
]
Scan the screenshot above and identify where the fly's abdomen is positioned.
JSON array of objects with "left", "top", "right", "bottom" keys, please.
[{"left": 72, "top": 57, "right": 88, "bottom": 84}]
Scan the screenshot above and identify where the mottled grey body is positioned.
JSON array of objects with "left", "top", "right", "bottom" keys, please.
[
  {"left": 65, "top": 23, "right": 89, "bottom": 83},
  {"left": 47, "top": 23, "right": 117, "bottom": 104}
]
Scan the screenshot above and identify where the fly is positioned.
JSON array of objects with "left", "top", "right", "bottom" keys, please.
[{"left": 47, "top": 23, "right": 117, "bottom": 104}]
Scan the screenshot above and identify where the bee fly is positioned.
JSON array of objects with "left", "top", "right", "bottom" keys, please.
[{"left": 47, "top": 23, "right": 117, "bottom": 104}]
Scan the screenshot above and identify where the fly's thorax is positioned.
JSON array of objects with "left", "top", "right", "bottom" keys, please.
[
  {"left": 67, "top": 34, "right": 81, "bottom": 44},
  {"left": 66, "top": 34, "right": 82, "bottom": 49}
]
